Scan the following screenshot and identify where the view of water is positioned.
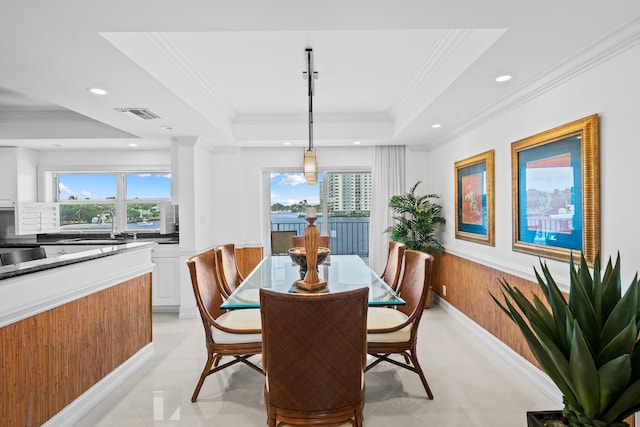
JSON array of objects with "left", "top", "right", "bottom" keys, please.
[
  {"left": 60, "top": 220, "right": 161, "bottom": 231},
  {"left": 271, "top": 213, "right": 370, "bottom": 256}
]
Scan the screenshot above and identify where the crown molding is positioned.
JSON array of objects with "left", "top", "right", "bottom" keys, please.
[
  {"left": 431, "top": 17, "right": 640, "bottom": 149},
  {"left": 145, "top": 32, "right": 237, "bottom": 120},
  {"left": 390, "top": 29, "right": 469, "bottom": 115}
]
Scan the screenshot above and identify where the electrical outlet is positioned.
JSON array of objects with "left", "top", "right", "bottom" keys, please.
[{"left": 442, "top": 284, "right": 447, "bottom": 297}]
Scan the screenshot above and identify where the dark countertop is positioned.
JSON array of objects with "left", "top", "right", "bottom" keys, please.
[
  {"left": 0, "top": 233, "right": 179, "bottom": 248},
  {"left": 0, "top": 241, "right": 156, "bottom": 281}
]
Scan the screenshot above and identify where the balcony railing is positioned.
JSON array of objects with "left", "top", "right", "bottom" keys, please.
[{"left": 271, "top": 219, "right": 369, "bottom": 257}]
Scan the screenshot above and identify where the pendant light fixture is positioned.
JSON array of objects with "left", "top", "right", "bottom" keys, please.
[{"left": 303, "top": 48, "right": 318, "bottom": 185}]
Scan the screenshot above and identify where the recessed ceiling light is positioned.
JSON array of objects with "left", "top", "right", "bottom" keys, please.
[
  {"left": 495, "top": 75, "right": 512, "bottom": 83},
  {"left": 160, "top": 126, "right": 173, "bottom": 130},
  {"left": 88, "top": 87, "right": 108, "bottom": 95},
  {"left": 353, "top": 141, "right": 362, "bottom": 145},
  {"left": 283, "top": 142, "right": 291, "bottom": 146},
  {"left": 128, "top": 143, "right": 138, "bottom": 147},
  {"left": 432, "top": 123, "right": 442, "bottom": 128}
]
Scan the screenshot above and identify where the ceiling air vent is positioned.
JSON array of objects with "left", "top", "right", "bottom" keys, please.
[{"left": 114, "top": 108, "right": 161, "bottom": 120}]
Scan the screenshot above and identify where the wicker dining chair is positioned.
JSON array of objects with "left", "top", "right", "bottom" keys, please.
[
  {"left": 260, "top": 287, "right": 369, "bottom": 427},
  {"left": 379, "top": 241, "right": 406, "bottom": 292},
  {"left": 213, "top": 248, "right": 234, "bottom": 299},
  {"left": 366, "top": 249, "right": 435, "bottom": 399},
  {"left": 215, "top": 243, "right": 245, "bottom": 297},
  {"left": 291, "top": 235, "right": 330, "bottom": 249},
  {"left": 271, "top": 230, "right": 298, "bottom": 255},
  {"left": 187, "top": 248, "right": 263, "bottom": 402}
]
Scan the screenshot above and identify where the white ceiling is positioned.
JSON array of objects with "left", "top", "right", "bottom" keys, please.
[{"left": 1, "top": 1, "right": 639, "bottom": 151}]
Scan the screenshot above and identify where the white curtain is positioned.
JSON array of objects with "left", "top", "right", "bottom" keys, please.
[{"left": 368, "top": 145, "right": 405, "bottom": 273}]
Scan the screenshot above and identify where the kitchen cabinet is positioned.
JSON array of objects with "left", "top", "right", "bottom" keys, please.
[
  {"left": 0, "top": 147, "right": 37, "bottom": 206},
  {"left": 151, "top": 244, "right": 180, "bottom": 310},
  {"left": 0, "top": 147, "right": 59, "bottom": 234}
]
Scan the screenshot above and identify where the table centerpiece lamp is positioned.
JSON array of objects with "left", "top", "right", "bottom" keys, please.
[{"left": 296, "top": 207, "right": 327, "bottom": 290}]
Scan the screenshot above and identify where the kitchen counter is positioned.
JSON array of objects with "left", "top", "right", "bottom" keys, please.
[
  {"left": 0, "top": 234, "right": 178, "bottom": 248},
  {"left": 0, "top": 241, "right": 155, "bottom": 426},
  {"left": 0, "top": 241, "right": 156, "bottom": 280}
]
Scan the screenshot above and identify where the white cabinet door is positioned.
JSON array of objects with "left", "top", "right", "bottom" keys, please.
[
  {"left": 0, "top": 147, "right": 19, "bottom": 206},
  {"left": 152, "top": 244, "right": 180, "bottom": 309}
]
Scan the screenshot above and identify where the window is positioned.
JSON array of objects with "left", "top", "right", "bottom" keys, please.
[
  {"left": 56, "top": 172, "right": 171, "bottom": 232},
  {"left": 269, "top": 171, "right": 371, "bottom": 258},
  {"left": 325, "top": 172, "right": 371, "bottom": 258}
]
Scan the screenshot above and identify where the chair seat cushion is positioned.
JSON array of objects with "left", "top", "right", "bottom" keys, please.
[
  {"left": 367, "top": 307, "right": 411, "bottom": 343},
  {"left": 213, "top": 309, "right": 262, "bottom": 344}
]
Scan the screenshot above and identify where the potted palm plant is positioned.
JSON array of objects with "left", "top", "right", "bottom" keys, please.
[
  {"left": 385, "top": 181, "right": 445, "bottom": 254},
  {"left": 491, "top": 252, "right": 640, "bottom": 427}
]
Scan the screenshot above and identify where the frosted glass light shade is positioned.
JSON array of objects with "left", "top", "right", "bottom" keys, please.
[{"left": 303, "top": 149, "right": 317, "bottom": 185}]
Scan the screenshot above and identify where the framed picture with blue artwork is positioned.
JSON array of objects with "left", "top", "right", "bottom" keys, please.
[
  {"left": 455, "top": 150, "right": 494, "bottom": 246},
  {"left": 511, "top": 114, "right": 599, "bottom": 265}
]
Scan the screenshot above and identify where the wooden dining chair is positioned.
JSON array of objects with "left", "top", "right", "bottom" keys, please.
[
  {"left": 187, "top": 248, "right": 263, "bottom": 402},
  {"left": 213, "top": 248, "right": 234, "bottom": 299},
  {"left": 215, "top": 243, "right": 245, "bottom": 297},
  {"left": 260, "top": 287, "right": 369, "bottom": 427},
  {"left": 291, "top": 235, "right": 330, "bottom": 249},
  {"left": 271, "top": 230, "right": 297, "bottom": 255},
  {"left": 379, "top": 241, "right": 406, "bottom": 292},
  {"left": 366, "top": 249, "right": 435, "bottom": 399}
]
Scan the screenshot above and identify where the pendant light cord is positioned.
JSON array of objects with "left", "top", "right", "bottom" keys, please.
[{"left": 306, "top": 48, "right": 314, "bottom": 151}]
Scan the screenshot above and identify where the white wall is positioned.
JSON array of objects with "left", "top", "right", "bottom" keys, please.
[
  {"left": 37, "top": 149, "right": 170, "bottom": 169},
  {"left": 406, "top": 42, "right": 640, "bottom": 288}
]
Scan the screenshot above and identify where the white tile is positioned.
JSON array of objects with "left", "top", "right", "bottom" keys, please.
[{"left": 74, "top": 306, "right": 558, "bottom": 426}]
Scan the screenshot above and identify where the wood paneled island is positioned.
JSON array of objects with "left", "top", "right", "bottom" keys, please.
[{"left": 0, "top": 242, "right": 155, "bottom": 426}]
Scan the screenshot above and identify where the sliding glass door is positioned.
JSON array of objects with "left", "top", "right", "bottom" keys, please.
[
  {"left": 325, "top": 172, "right": 371, "bottom": 258},
  {"left": 269, "top": 171, "right": 371, "bottom": 259}
]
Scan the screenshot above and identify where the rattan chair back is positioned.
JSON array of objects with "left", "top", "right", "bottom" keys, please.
[
  {"left": 260, "top": 287, "right": 368, "bottom": 427},
  {"left": 216, "top": 243, "right": 244, "bottom": 294},
  {"left": 380, "top": 241, "right": 406, "bottom": 291}
]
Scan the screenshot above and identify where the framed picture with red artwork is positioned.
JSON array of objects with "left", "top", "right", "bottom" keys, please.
[{"left": 454, "top": 150, "right": 494, "bottom": 246}]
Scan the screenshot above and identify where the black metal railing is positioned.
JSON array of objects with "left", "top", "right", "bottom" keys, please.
[{"left": 271, "top": 219, "right": 369, "bottom": 257}]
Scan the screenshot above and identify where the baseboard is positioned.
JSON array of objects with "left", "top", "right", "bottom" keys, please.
[
  {"left": 43, "top": 343, "right": 154, "bottom": 427},
  {"left": 152, "top": 305, "right": 180, "bottom": 313},
  {"left": 433, "top": 295, "right": 563, "bottom": 407}
]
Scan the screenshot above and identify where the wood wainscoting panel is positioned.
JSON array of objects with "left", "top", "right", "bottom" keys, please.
[
  {"left": 431, "top": 253, "right": 554, "bottom": 368},
  {"left": 430, "top": 253, "right": 636, "bottom": 427},
  {"left": 0, "top": 273, "right": 152, "bottom": 427},
  {"left": 236, "top": 246, "right": 264, "bottom": 277}
]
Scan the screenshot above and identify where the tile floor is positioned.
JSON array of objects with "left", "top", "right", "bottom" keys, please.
[{"left": 74, "top": 302, "right": 558, "bottom": 426}]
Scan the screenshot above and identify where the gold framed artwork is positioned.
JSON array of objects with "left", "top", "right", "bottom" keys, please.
[
  {"left": 454, "top": 150, "right": 495, "bottom": 246},
  {"left": 511, "top": 114, "right": 600, "bottom": 265}
]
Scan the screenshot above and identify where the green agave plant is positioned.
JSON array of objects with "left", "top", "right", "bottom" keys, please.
[
  {"left": 385, "top": 181, "right": 445, "bottom": 254},
  {"left": 491, "top": 253, "right": 640, "bottom": 427}
]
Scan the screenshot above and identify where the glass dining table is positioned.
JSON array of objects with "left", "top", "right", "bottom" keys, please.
[{"left": 221, "top": 254, "right": 405, "bottom": 309}]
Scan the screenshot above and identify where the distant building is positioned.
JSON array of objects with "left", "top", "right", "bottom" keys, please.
[{"left": 327, "top": 173, "right": 372, "bottom": 214}]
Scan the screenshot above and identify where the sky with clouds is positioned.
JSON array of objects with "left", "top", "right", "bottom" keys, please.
[
  {"left": 58, "top": 173, "right": 171, "bottom": 200},
  {"left": 270, "top": 172, "right": 322, "bottom": 206}
]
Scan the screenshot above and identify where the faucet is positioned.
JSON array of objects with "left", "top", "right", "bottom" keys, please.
[
  {"left": 100, "top": 209, "right": 120, "bottom": 239},
  {"left": 110, "top": 218, "right": 119, "bottom": 239}
]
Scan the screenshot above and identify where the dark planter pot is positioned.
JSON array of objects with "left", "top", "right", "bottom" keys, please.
[{"left": 527, "top": 411, "right": 566, "bottom": 427}]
